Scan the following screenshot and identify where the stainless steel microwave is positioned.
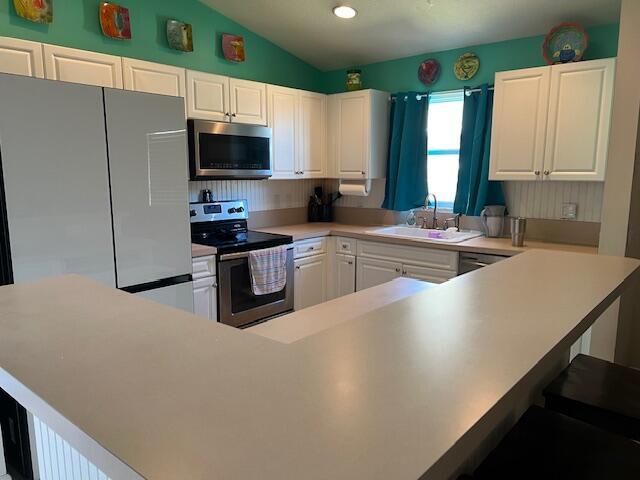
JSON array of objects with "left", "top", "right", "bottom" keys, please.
[{"left": 187, "top": 120, "right": 272, "bottom": 179}]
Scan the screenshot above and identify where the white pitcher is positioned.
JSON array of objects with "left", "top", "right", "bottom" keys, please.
[{"left": 480, "top": 205, "right": 506, "bottom": 237}]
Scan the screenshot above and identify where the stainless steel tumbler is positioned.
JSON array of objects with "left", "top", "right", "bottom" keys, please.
[{"left": 510, "top": 217, "right": 527, "bottom": 247}]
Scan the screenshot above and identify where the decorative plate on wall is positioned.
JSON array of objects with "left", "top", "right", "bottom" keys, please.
[
  {"left": 13, "top": 0, "right": 53, "bottom": 24},
  {"left": 222, "top": 34, "right": 245, "bottom": 62},
  {"left": 167, "top": 20, "right": 193, "bottom": 52},
  {"left": 99, "top": 2, "right": 131, "bottom": 40},
  {"left": 454, "top": 52, "right": 480, "bottom": 81},
  {"left": 543, "top": 22, "right": 588, "bottom": 64},
  {"left": 418, "top": 59, "right": 440, "bottom": 86}
]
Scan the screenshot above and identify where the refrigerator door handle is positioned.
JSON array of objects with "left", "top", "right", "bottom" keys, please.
[{"left": 119, "top": 274, "right": 193, "bottom": 294}]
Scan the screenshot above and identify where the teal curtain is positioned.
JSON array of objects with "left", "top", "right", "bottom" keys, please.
[
  {"left": 453, "top": 85, "right": 505, "bottom": 216},
  {"left": 382, "top": 92, "right": 429, "bottom": 211}
]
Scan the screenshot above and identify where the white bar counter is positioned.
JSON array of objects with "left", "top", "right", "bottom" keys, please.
[{"left": 0, "top": 250, "right": 638, "bottom": 480}]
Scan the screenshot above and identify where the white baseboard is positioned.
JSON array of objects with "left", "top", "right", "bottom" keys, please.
[{"left": 0, "top": 474, "right": 11, "bottom": 480}]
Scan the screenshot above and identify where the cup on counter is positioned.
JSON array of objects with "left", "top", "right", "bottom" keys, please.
[{"left": 510, "top": 217, "right": 527, "bottom": 247}]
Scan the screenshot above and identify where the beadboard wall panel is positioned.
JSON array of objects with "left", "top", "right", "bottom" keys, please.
[
  {"left": 189, "top": 179, "right": 324, "bottom": 211},
  {"left": 32, "top": 415, "right": 110, "bottom": 480},
  {"left": 503, "top": 181, "right": 604, "bottom": 222},
  {"left": 189, "top": 179, "right": 603, "bottom": 222}
]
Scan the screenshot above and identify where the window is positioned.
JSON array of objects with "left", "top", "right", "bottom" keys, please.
[{"left": 427, "top": 90, "right": 464, "bottom": 210}]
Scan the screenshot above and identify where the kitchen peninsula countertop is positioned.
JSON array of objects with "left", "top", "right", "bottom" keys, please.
[
  {"left": 0, "top": 250, "right": 635, "bottom": 480},
  {"left": 255, "top": 222, "right": 598, "bottom": 256}
]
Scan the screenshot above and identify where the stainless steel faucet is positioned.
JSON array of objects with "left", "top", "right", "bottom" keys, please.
[{"left": 421, "top": 193, "right": 438, "bottom": 229}]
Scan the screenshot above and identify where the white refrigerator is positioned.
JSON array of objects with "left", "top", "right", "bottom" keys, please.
[{"left": 0, "top": 73, "right": 193, "bottom": 312}]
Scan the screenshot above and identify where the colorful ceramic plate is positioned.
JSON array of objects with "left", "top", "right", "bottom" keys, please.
[
  {"left": 13, "top": 0, "right": 53, "bottom": 24},
  {"left": 418, "top": 59, "right": 440, "bottom": 86},
  {"left": 454, "top": 52, "right": 479, "bottom": 81},
  {"left": 99, "top": 2, "right": 131, "bottom": 40},
  {"left": 222, "top": 34, "right": 245, "bottom": 63},
  {"left": 543, "top": 22, "right": 588, "bottom": 64},
  {"left": 167, "top": 20, "right": 193, "bottom": 52}
]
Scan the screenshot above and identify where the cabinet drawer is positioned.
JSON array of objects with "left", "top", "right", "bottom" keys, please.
[
  {"left": 192, "top": 255, "right": 215, "bottom": 279},
  {"left": 357, "top": 240, "right": 458, "bottom": 272},
  {"left": 335, "top": 236, "right": 357, "bottom": 255},
  {"left": 294, "top": 237, "right": 326, "bottom": 259}
]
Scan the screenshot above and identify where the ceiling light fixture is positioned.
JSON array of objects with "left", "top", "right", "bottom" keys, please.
[{"left": 333, "top": 5, "right": 357, "bottom": 19}]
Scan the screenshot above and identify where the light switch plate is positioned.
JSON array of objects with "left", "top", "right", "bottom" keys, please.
[{"left": 562, "top": 202, "right": 578, "bottom": 220}]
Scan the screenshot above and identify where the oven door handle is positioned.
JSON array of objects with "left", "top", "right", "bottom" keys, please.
[{"left": 220, "top": 246, "right": 293, "bottom": 261}]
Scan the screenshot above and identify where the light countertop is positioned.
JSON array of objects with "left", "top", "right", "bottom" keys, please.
[
  {"left": 191, "top": 243, "right": 216, "bottom": 258},
  {"left": 248, "top": 277, "right": 433, "bottom": 343},
  {"left": 0, "top": 250, "right": 636, "bottom": 480},
  {"left": 254, "top": 222, "right": 598, "bottom": 256}
]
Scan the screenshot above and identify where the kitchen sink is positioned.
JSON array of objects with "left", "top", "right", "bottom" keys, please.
[{"left": 366, "top": 226, "right": 484, "bottom": 244}]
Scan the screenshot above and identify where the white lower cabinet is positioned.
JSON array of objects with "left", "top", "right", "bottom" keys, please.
[
  {"left": 334, "top": 253, "right": 356, "bottom": 298},
  {"left": 356, "top": 257, "right": 402, "bottom": 291},
  {"left": 193, "top": 276, "right": 217, "bottom": 321},
  {"left": 192, "top": 255, "right": 217, "bottom": 321},
  {"left": 355, "top": 240, "right": 458, "bottom": 291},
  {"left": 294, "top": 253, "right": 327, "bottom": 311},
  {"left": 402, "top": 264, "right": 456, "bottom": 283}
]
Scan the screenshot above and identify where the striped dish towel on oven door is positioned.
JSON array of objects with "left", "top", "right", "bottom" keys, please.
[{"left": 248, "top": 245, "right": 288, "bottom": 295}]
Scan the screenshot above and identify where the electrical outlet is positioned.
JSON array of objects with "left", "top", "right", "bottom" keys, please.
[{"left": 562, "top": 203, "right": 578, "bottom": 220}]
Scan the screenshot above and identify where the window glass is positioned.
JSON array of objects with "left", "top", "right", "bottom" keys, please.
[{"left": 427, "top": 91, "right": 464, "bottom": 210}]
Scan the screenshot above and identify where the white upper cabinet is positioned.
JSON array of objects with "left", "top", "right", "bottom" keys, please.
[
  {"left": 122, "top": 58, "right": 186, "bottom": 97},
  {"left": 268, "top": 85, "right": 299, "bottom": 179},
  {"left": 543, "top": 58, "right": 615, "bottom": 181},
  {"left": 186, "top": 72, "right": 267, "bottom": 125},
  {"left": 186, "top": 70, "right": 229, "bottom": 121},
  {"left": 328, "top": 89, "right": 389, "bottom": 179},
  {"left": 298, "top": 91, "right": 327, "bottom": 177},
  {"left": 43, "top": 44, "right": 123, "bottom": 88},
  {"left": 0, "top": 36, "right": 44, "bottom": 78},
  {"left": 229, "top": 78, "right": 267, "bottom": 125},
  {"left": 489, "top": 66, "right": 550, "bottom": 181},
  {"left": 489, "top": 59, "right": 615, "bottom": 182}
]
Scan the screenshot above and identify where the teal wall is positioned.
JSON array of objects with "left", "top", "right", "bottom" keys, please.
[
  {"left": 0, "top": 0, "right": 324, "bottom": 91},
  {"left": 323, "top": 23, "right": 620, "bottom": 94},
  {"left": 0, "top": 0, "right": 620, "bottom": 96}
]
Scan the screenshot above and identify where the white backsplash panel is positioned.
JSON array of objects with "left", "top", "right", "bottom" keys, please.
[
  {"left": 189, "top": 179, "right": 325, "bottom": 211},
  {"left": 503, "top": 181, "right": 603, "bottom": 222},
  {"left": 189, "top": 179, "right": 603, "bottom": 222}
]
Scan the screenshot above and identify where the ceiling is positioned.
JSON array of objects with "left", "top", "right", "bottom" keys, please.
[{"left": 201, "top": 0, "right": 621, "bottom": 71}]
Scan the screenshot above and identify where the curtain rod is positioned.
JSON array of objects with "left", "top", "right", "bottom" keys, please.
[{"left": 389, "top": 86, "right": 494, "bottom": 101}]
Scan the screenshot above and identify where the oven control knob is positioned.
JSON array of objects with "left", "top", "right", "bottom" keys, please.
[
  {"left": 236, "top": 206, "right": 245, "bottom": 213},
  {"left": 189, "top": 209, "right": 196, "bottom": 217},
  {"left": 227, "top": 208, "right": 236, "bottom": 214}
]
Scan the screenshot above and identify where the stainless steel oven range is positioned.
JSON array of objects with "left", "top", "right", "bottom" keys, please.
[{"left": 190, "top": 200, "right": 293, "bottom": 328}]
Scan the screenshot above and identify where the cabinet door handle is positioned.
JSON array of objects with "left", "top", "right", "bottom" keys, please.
[
  {"left": 341, "top": 244, "right": 348, "bottom": 249},
  {"left": 543, "top": 170, "right": 550, "bottom": 175},
  {"left": 534, "top": 170, "right": 540, "bottom": 176},
  {"left": 308, "top": 246, "right": 315, "bottom": 251},
  {"left": 295, "top": 265, "right": 301, "bottom": 270},
  {"left": 231, "top": 113, "right": 237, "bottom": 117},
  {"left": 361, "top": 171, "right": 366, "bottom": 175},
  {"left": 348, "top": 261, "right": 353, "bottom": 265},
  {"left": 395, "top": 268, "right": 401, "bottom": 273},
  {"left": 402, "top": 270, "right": 407, "bottom": 275}
]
